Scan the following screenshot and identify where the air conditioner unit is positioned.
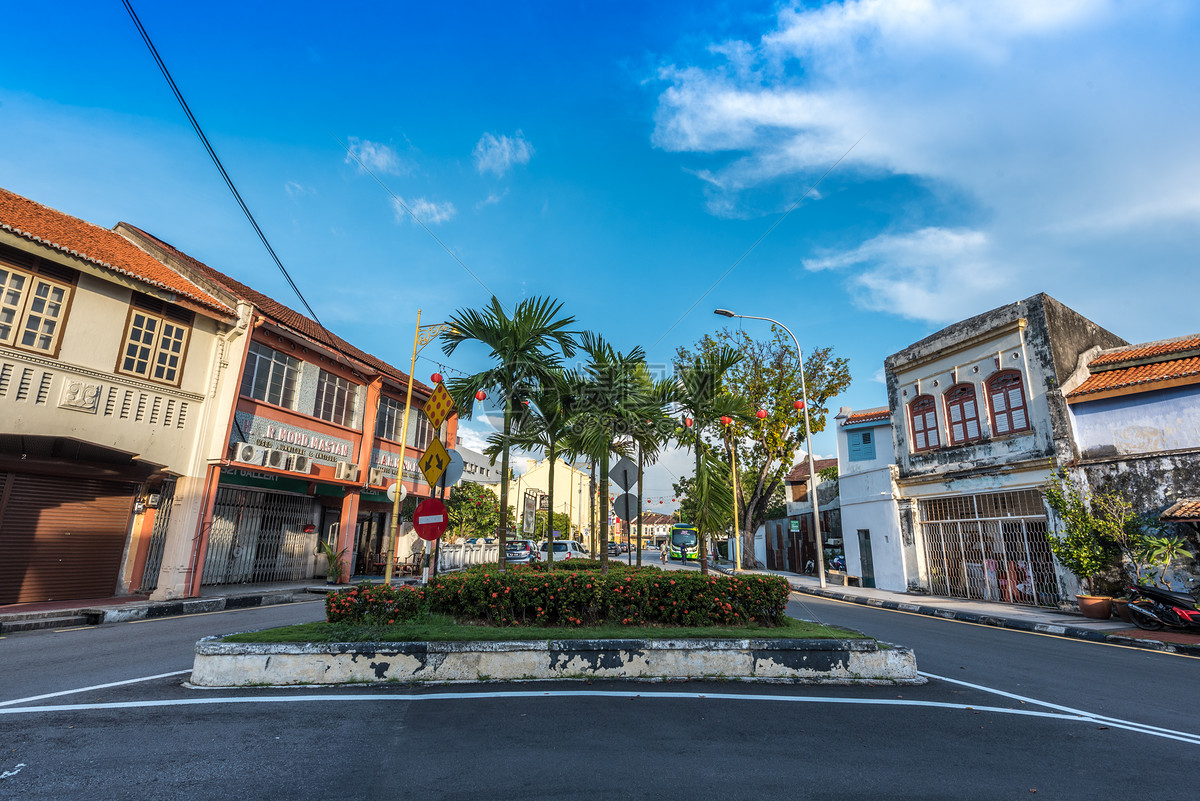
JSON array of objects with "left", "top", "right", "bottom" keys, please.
[
  {"left": 335, "top": 461, "right": 360, "bottom": 481},
  {"left": 265, "top": 449, "right": 291, "bottom": 470},
  {"left": 291, "top": 455, "right": 313, "bottom": 475},
  {"left": 368, "top": 468, "right": 386, "bottom": 486},
  {"left": 233, "top": 443, "right": 267, "bottom": 465}
]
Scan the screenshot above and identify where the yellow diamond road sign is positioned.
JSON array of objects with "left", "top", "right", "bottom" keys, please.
[
  {"left": 424, "top": 382, "right": 455, "bottom": 429},
  {"left": 418, "top": 436, "right": 451, "bottom": 489}
]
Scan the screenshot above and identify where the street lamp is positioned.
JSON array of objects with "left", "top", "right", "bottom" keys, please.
[{"left": 714, "top": 308, "right": 827, "bottom": 589}]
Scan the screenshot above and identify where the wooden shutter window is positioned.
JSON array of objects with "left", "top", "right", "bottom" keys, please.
[
  {"left": 987, "top": 371, "right": 1030, "bottom": 435},
  {"left": 909, "top": 395, "right": 939, "bottom": 452},
  {"left": 945, "top": 384, "right": 982, "bottom": 445}
]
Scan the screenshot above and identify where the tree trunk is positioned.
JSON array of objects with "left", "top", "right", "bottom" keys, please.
[
  {"left": 599, "top": 449, "right": 610, "bottom": 576},
  {"left": 498, "top": 400, "right": 511, "bottom": 572},
  {"left": 545, "top": 441, "right": 556, "bottom": 566},
  {"left": 636, "top": 446, "right": 643, "bottom": 568},
  {"left": 696, "top": 430, "right": 708, "bottom": 576}
]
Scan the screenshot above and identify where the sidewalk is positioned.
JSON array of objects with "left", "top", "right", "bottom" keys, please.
[{"left": 716, "top": 561, "right": 1200, "bottom": 657}]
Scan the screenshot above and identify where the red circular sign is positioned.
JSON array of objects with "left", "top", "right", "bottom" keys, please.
[{"left": 413, "top": 498, "right": 449, "bottom": 541}]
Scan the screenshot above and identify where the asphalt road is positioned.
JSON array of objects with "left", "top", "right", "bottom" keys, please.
[{"left": 1, "top": 580, "right": 1196, "bottom": 800}]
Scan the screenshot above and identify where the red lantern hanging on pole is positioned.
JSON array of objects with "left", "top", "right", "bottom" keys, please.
[
  {"left": 475, "top": 390, "right": 487, "bottom": 401},
  {"left": 684, "top": 417, "right": 693, "bottom": 428},
  {"left": 794, "top": 400, "right": 805, "bottom": 410},
  {"left": 720, "top": 415, "right": 732, "bottom": 426},
  {"left": 756, "top": 409, "right": 768, "bottom": 420},
  {"left": 431, "top": 372, "right": 443, "bottom": 384}
]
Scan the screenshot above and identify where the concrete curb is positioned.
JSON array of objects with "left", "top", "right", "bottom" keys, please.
[
  {"left": 789, "top": 583, "right": 1200, "bottom": 657},
  {"left": 80, "top": 589, "right": 310, "bottom": 625},
  {"left": 190, "top": 634, "right": 924, "bottom": 686}
]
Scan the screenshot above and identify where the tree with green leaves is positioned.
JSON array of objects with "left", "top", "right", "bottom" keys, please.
[
  {"left": 443, "top": 296, "right": 577, "bottom": 571},
  {"left": 677, "top": 327, "right": 850, "bottom": 568},
  {"left": 565, "top": 333, "right": 661, "bottom": 575},
  {"left": 533, "top": 510, "right": 572, "bottom": 540},
  {"left": 673, "top": 344, "right": 750, "bottom": 575},
  {"left": 445, "top": 481, "right": 509, "bottom": 542}
]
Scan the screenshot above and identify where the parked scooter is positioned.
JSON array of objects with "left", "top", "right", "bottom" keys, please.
[{"left": 1127, "top": 584, "right": 1200, "bottom": 631}]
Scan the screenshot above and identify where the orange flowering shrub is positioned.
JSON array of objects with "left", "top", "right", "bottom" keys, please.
[{"left": 325, "top": 582, "right": 428, "bottom": 624}]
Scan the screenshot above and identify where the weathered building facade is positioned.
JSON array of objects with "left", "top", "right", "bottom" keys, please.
[
  {"left": 834, "top": 407, "right": 906, "bottom": 591},
  {"left": 884, "top": 294, "right": 1127, "bottom": 606}
]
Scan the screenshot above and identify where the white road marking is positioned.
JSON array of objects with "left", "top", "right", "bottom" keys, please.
[
  {"left": 1, "top": 763, "right": 26, "bottom": 779},
  {"left": 0, "top": 689, "right": 1197, "bottom": 744},
  {"left": 0, "top": 670, "right": 192, "bottom": 708},
  {"left": 921, "top": 671, "right": 1200, "bottom": 744}
]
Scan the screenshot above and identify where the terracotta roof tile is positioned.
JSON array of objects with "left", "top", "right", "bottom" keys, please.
[
  {"left": 121, "top": 224, "right": 430, "bottom": 396},
  {"left": 1160, "top": 499, "right": 1200, "bottom": 523},
  {"left": 843, "top": 407, "right": 890, "bottom": 425},
  {"left": 784, "top": 458, "right": 839, "bottom": 482},
  {"left": 1090, "top": 334, "right": 1200, "bottom": 367},
  {"left": 0, "top": 187, "right": 232, "bottom": 316},
  {"left": 1066, "top": 356, "right": 1200, "bottom": 400}
]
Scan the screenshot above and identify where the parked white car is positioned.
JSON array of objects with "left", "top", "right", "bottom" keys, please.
[{"left": 538, "top": 540, "right": 589, "bottom": 560}]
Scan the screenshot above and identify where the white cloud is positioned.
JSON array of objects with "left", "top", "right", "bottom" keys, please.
[
  {"left": 344, "top": 137, "right": 407, "bottom": 175},
  {"left": 284, "top": 181, "right": 316, "bottom": 199},
  {"left": 473, "top": 131, "right": 534, "bottom": 177},
  {"left": 652, "top": 0, "right": 1200, "bottom": 326},
  {"left": 475, "top": 189, "right": 510, "bottom": 210},
  {"left": 803, "top": 228, "right": 1004, "bottom": 322},
  {"left": 392, "top": 196, "right": 457, "bottom": 225}
]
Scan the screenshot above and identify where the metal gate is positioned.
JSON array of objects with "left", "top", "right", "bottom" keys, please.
[
  {"left": 139, "top": 479, "right": 177, "bottom": 592},
  {"left": 201, "top": 487, "right": 316, "bottom": 585},
  {"left": 919, "top": 489, "right": 1060, "bottom": 607}
]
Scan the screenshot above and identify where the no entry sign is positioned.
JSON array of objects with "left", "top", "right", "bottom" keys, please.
[{"left": 413, "top": 498, "right": 449, "bottom": 541}]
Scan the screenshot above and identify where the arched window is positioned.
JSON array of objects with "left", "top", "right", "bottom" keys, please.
[
  {"left": 944, "top": 383, "right": 982, "bottom": 445},
  {"left": 987, "top": 370, "right": 1030, "bottom": 435},
  {"left": 909, "top": 395, "right": 940, "bottom": 452}
]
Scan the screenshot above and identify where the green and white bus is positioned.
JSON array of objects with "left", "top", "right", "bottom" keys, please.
[{"left": 668, "top": 523, "right": 699, "bottom": 561}]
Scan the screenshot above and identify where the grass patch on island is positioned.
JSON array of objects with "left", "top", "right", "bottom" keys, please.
[{"left": 224, "top": 614, "right": 864, "bottom": 644}]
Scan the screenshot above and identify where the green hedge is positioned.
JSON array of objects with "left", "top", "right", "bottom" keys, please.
[{"left": 324, "top": 569, "right": 791, "bottom": 628}]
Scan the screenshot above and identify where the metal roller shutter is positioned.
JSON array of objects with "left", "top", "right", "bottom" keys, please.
[{"left": 0, "top": 472, "right": 137, "bottom": 604}]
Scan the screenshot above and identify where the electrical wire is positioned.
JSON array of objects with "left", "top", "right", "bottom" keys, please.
[{"left": 122, "top": 1, "right": 327, "bottom": 330}]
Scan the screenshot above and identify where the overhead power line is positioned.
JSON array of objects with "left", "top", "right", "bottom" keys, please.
[{"left": 122, "top": 1, "right": 327, "bottom": 330}]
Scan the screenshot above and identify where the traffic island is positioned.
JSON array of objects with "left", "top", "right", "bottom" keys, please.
[{"left": 189, "top": 636, "right": 922, "bottom": 686}]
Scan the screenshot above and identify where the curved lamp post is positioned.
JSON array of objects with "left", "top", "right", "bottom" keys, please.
[{"left": 714, "top": 309, "right": 826, "bottom": 589}]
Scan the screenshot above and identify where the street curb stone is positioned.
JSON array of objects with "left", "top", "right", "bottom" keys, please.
[{"left": 789, "top": 583, "right": 1200, "bottom": 657}]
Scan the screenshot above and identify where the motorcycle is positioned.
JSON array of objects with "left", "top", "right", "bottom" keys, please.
[{"left": 1127, "top": 584, "right": 1200, "bottom": 631}]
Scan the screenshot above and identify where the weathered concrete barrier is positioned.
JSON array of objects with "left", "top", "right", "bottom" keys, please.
[{"left": 190, "top": 636, "right": 921, "bottom": 686}]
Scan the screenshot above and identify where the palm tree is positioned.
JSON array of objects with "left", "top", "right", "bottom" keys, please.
[
  {"left": 566, "top": 333, "right": 658, "bottom": 575},
  {"left": 674, "top": 345, "right": 748, "bottom": 575},
  {"left": 492, "top": 369, "right": 576, "bottom": 566},
  {"left": 443, "top": 296, "right": 577, "bottom": 570}
]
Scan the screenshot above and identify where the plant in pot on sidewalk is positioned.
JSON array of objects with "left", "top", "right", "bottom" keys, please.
[
  {"left": 1043, "top": 472, "right": 1119, "bottom": 619},
  {"left": 319, "top": 540, "right": 348, "bottom": 586}
]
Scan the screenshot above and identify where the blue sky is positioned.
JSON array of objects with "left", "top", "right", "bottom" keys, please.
[{"left": 3, "top": 1, "right": 1198, "bottom": 509}]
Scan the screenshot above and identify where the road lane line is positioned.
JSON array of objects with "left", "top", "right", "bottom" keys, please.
[
  {"left": 0, "top": 670, "right": 192, "bottom": 708},
  {"left": 921, "top": 671, "right": 1200, "bottom": 744},
  {"left": 2, "top": 690, "right": 1198, "bottom": 744}
]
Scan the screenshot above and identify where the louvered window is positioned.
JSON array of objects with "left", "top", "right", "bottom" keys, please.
[
  {"left": 987, "top": 371, "right": 1030, "bottom": 435},
  {"left": 945, "top": 384, "right": 982, "bottom": 445},
  {"left": 848, "top": 429, "right": 876, "bottom": 461},
  {"left": 909, "top": 395, "right": 940, "bottom": 452}
]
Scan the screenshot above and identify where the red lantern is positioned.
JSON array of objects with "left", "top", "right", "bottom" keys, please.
[
  {"left": 684, "top": 417, "right": 693, "bottom": 428},
  {"left": 431, "top": 372, "right": 443, "bottom": 384},
  {"left": 756, "top": 409, "right": 768, "bottom": 419},
  {"left": 475, "top": 390, "right": 487, "bottom": 401},
  {"left": 794, "top": 400, "right": 805, "bottom": 410},
  {"left": 720, "top": 415, "right": 732, "bottom": 426}
]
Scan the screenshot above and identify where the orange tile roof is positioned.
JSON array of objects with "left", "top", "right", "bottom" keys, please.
[
  {"left": 0, "top": 187, "right": 232, "bottom": 316},
  {"left": 121, "top": 224, "right": 430, "bottom": 396},
  {"left": 1090, "top": 334, "right": 1200, "bottom": 367},
  {"left": 843, "top": 407, "right": 890, "bottom": 425},
  {"left": 1160, "top": 499, "right": 1200, "bottom": 523},
  {"left": 785, "top": 458, "right": 839, "bottom": 482},
  {"left": 1067, "top": 356, "right": 1200, "bottom": 400}
]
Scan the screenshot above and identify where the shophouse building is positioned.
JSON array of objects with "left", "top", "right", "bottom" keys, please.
[
  {"left": 0, "top": 188, "right": 240, "bottom": 605},
  {"left": 883, "top": 293, "right": 1126, "bottom": 607},
  {"left": 834, "top": 407, "right": 906, "bottom": 591},
  {"left": 119, "top": 225, "right": 453, "bottom": 596}
]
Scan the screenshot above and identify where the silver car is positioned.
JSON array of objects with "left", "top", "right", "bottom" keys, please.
[{"left": 505, "top": 539, "right": 540, "bottom": 564}]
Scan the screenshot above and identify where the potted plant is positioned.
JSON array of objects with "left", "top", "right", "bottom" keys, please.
[
  {"left": 319, "top": 540, "right": 347, "bottom": 586},
  {"left": 1044, "top": 473, "right": 1119, "bottom": 619}
]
